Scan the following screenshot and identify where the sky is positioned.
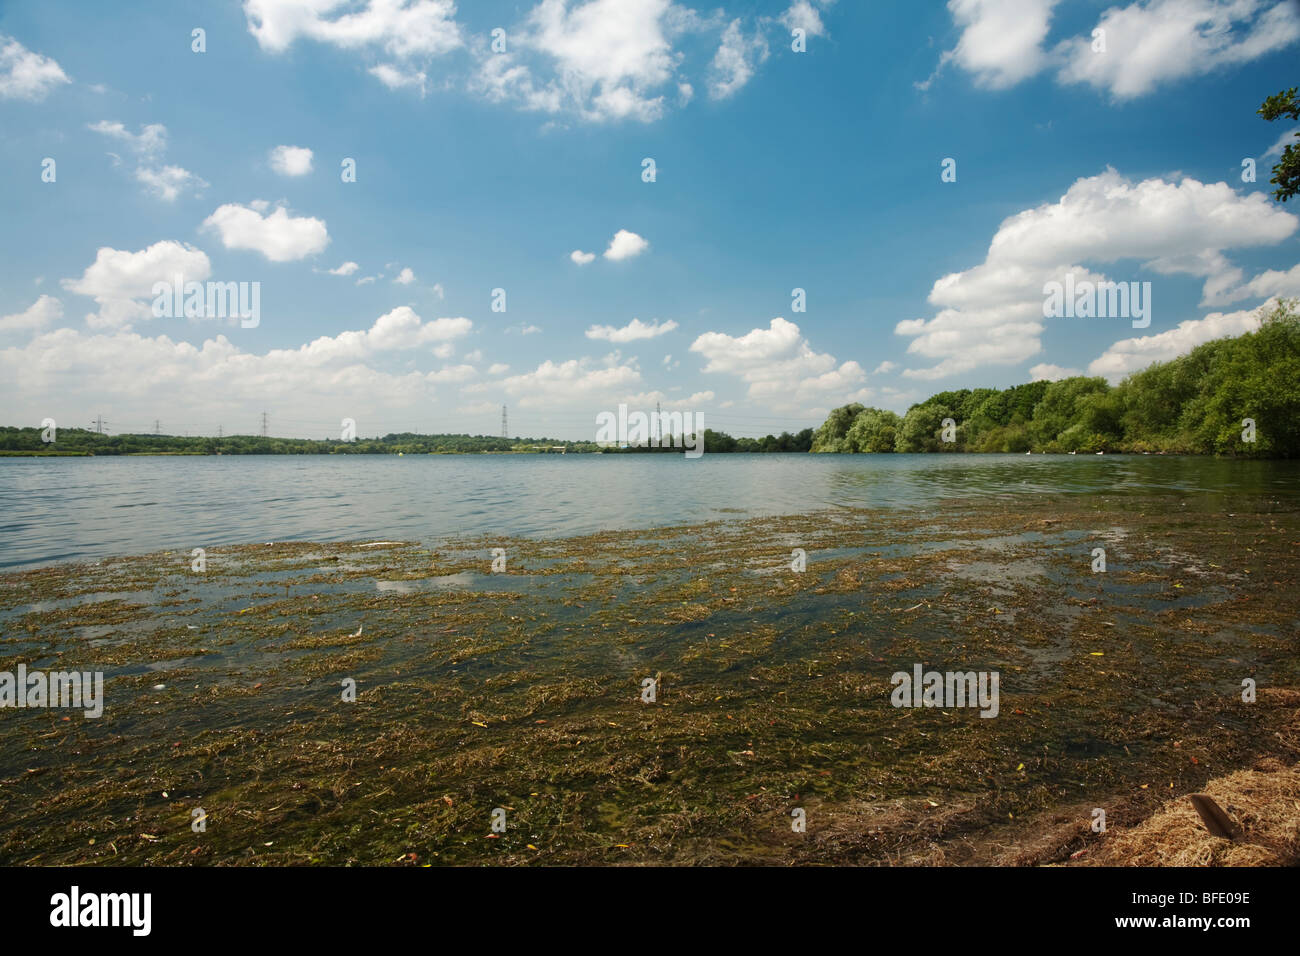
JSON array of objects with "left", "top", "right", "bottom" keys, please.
[{"left": 1, "top": 0, "right": 1298, "bottom": 441}]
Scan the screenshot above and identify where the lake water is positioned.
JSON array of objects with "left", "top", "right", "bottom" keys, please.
[{"left": 1, "top": 453, "right": 1296, "bottom": 569}]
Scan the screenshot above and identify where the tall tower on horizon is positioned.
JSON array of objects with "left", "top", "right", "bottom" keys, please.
[{"left": 501, "top": 404, "right": 508, "bottom": 439}]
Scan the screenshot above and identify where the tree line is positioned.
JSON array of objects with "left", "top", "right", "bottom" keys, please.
[{"left": 811, "top": 299, "right": 1299, "bottom": 458}]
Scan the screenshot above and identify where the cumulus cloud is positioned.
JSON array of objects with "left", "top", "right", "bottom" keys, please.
[
  {"left": 61, "top": 240, "right": 212, "bottom": 330},
  {"left": 0, "top": 34, "right": 70, "bottom": 100},
  {"left": 425, "top": 363, "right": 477, "bottom": 383},
  {"left": 925, "top": 0, "right": 1058, "bottom": 91},
  {"left": 690, "top": 316, "right": 867, "bottom": 411},
  {"left": 872, "top": 360, "right": 898, "bottom": 375},
  {"left": 472, "top": 0, "right": 686, "bottom": 122},
  {"left": 1028, "top": 362, "right": 1083, "bottom": 382},
  {"left": 1086, "top": 302, "right": 1268, "bottom": 382},
  {"left": 203, "top": 201, "right": 330, "bottom": 262},
  {"left": 923, "top": 0, "right": 1300, "bottom": 100},
  {"left": 393, "top": 267, "right": 416, "bottom": 285},
  {"left": 327, "top": 261, "right": 360, "bottom": 276},
  {"left": 0, "top": 314, "right": 472, "bottom": 431},
  {"left": 778, "top": 0, "right": 834, "bottom": 38},
  {"left": 243, "top": 0, "right": 463, "bottom": 58},
  {"left": 0, "top": 295, "right": 63, "bottom": 333},
  {"left": 1203, "top": 262, "right": 1300, "bottom": 306},
  {"left": 603, "top": 229, "right": 649, "bottom": 261},
  {"left": 570, "top": 249, "right": 596, "bottom": 265},
  {"left": 269, "top": 144, "right": 314, "bottom": 176},
  {"left": 1055, "top": 0, "right": 1300, "bottom": 101},
  {"left": 470, "top": 0, "right": 781, "bottom": 122},
  {"left": 894, "top": 169, "right": 1297, "bottom": 380},
  {"left": 585, "top": 317, "right": 678, "bottom": 342},
  {"left": 471, "top": 354, "right": 643, "bottom": 408}
]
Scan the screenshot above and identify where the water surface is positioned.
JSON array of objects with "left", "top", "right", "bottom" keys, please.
[{"left": 1, "top": 453, "right": 1295, "bottom": 569}]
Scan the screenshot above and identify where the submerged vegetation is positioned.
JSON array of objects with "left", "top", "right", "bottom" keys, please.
[
  {"left": 814, "top": 299, "right": 1300, "bottom": 458},
  {"left": 0, "top": 491, "right": 1295, "bottom": 865}
]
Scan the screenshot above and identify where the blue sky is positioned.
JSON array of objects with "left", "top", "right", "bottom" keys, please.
[{"left": 1, "top": 0, "right": 1298, "bottom": 440}]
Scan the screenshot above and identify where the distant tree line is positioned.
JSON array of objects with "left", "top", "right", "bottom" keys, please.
[
  {"left": 812, "top": 299, "right": 1299, "bottom": 458},
  {"left": 0, "top": 430, "right": 603, "bottom": 456},
  {"left": 0, "top": 427, "right": 815, "bottom": 456}
]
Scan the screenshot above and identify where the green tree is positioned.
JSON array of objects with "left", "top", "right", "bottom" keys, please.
[
  {"left": 811, "top": 403, "right": 865, "bottom": 452},
  {"left": 1258, "top": 86, "right": 1299, "bottom": 202},
  {"left": 894, "top": 404, "right": 954, "bottom": 452},
  {"left": 845, "top": 408, "right": 901, "bottom": 452}
]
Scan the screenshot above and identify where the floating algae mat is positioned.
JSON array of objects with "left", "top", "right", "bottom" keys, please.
[{"left": 0, "top": 493, "right": 1296, "bottom": 865}]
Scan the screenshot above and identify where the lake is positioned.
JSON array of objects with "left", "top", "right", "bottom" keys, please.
[{"left": 2, "top": 453, "right": 1297, "bottom": 569}]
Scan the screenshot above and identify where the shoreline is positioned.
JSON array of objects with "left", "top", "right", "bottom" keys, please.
[{"left": 1, "top": 494, "right": 1296, "bottom": 865}]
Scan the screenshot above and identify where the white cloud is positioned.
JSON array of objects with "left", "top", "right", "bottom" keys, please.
[
  {"left": 585, "top": 317, "right": 678, "bottom": 342},
  {"left": 135, "top": 165, "right": 208, "bottom": 202},
  {"left": 394, "top": 267, "right": 416, "bottom": 285},
  {"left": 779, "top": 1, "right": 833, "bottom": 38},
  {"left": 0, "top": 35, "right": 70, "bottom": 100},
  {"left": 90, "top": 122, "right": 205, "bottom": 201},
  {"left": 480, "top": 0, "right": 683, "bottom": 122},
  {"left": 1262, "top": 126, "right": 1299, "bottom": 162},
  {"left": 603, "top": 229, "right": 649, "bottom": 261},
  {"left": 570, "top": 249, "right": 596, "bottom": 265},
  {"left": 365, "top": 308, "right": 471, "bottom": 351},
  {"left": 425, "top": 363, "right": 477, "bottom": 383},
  {"left": 369, "top": 63, "right": 429, "bottom": 94},
  {"left": 61, "top": 240, "right": 212, "bottom": 330},
  {"left": 931, "top": 0, "right": 1058, "bottom": 91},
  {"left": 203, "top": 202, "right": 330, "bottom": 262},
  {"left": 488, "top": 362, "right": 510, "bottom": 375},
  {"left": 474, "top": 355, "right": 643, "bottom": 408},
  {"left": 356, "top": 275, "right": 377, "bottom": 286},
  {"left": 327, "top": 261, "right": 360, "bottom": 276},
  {"left": 894, "top": 169, "right": 1297, "bottom": 380},
  {"left": 88, "top": 120, "right": 168, "bottom": 159},
  {"left": 1028, "top": 362, "right": 1083, "bottom": 381},
  {"left": 872, "top": 360, "right": 897, "bottom": 374},
  {"left": 708, "top": 19, "right": 768, "bottom": 100},
  {"left": 269, "top": 145, "right": 314, "bottom": 176},
  {"left": 471, "top": 0, "right": 767, "bottom": 123},
  {"left": 1056, "top": 0, "right": 1300, "bottom": 101},
  {"left": 1204, "top": 262, "right": 1300, "bottom": 306},
  {"left": 0, "top": 295, "right": 63, "bottom": 333},
  {"left": 1087, "top": 302, "right": 1268, "bottom": 382},
  {"left": 0, "top": 311, "right": 474, "bottom": 430},
  {"left": 690, "top": 316, "right": 867, "bottom": 411},
  {"left": 243, "top": 0, "right": 463, "bottom": 58},
  {"left": 926, "top": 1, "right": 1300, "bottom": 100}
]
